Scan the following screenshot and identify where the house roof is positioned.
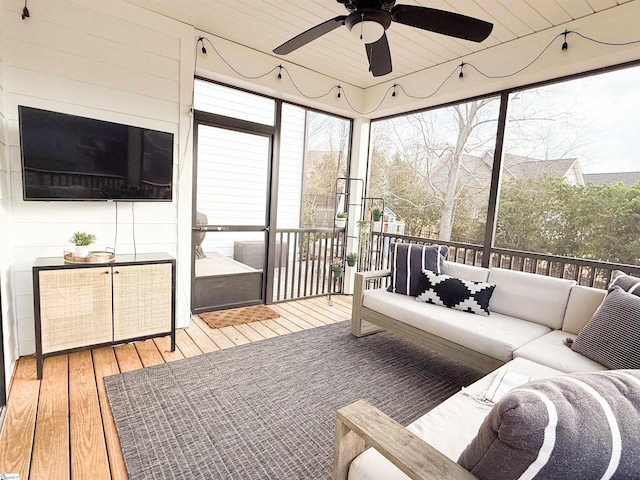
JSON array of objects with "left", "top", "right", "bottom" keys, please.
[
  {"left": 583, "top": 172, "right": 640, "bottom": 187},
  {"left": 503, "top": 155, "right": 579, "bottom": 181}
]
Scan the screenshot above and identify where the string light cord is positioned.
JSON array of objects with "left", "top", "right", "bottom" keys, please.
[
  {"left": 395, "top": 64, "right": 459, "bottom": 99},
  {"left": 340, "top": 84, "right": 396, "bottom": 115},
  {"left": 570, "top": 31, "right": 640, "bottom": 46},
  {"left": 279, "top": 65, "right": 339, "bottom": 99},
  {"left": 465, "top": 32, "right": 565, "bottom": 79},
  {"left": 200, "top": 36, "right": 279, "bottom": 80},
  {"left": 196, "top": 29, "right": 640, "bottom": 114}
]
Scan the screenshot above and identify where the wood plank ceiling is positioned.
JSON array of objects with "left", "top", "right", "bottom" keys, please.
[{"left": 126, "top": 0, "right": 633, "bottom": 88}]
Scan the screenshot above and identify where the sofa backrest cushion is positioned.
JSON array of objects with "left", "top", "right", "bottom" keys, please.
[
  {"left": 457, "top": 370, "right": 640, "bottom": 480},
  {"left": 387, "top": 243, "right": 447, "bottom": 296},
  {"left": 571, "top": 286, "right": 640, "bottom": 370},
  {"left": 487, "top": 268, "right": 575, "bottom": 329},
  {"left": 442, "top": 261, "right": 490, "bottom": 283},
  {"left": 562, "top": 285, "right": 607, "bottom": 335}
]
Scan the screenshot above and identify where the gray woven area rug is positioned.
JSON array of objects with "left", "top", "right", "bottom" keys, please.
[{"left": 105, "top": 321, "right": 482, "bottom": 480}]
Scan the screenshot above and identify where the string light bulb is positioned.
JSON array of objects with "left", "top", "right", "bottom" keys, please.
[
  {"left": 561, "top": 30, "right": 569, "bottom": 56},
  {"left": 392, "top": 84, "right": 397, "bottom": 97},
  {"left": 277, "top": 65, "right": 282, "bottom": 80},
  {"left": 198, "top": 37, "right": 207, "bottom": 55},
  {"left": 458, "top": 62, "right": 465, "bottom": 80},
  {"left": 337, "top": 86, "right": 341, "bottom": 99},
  {"left": 21, "top": 0, "right": 29, "bottom": 19}
]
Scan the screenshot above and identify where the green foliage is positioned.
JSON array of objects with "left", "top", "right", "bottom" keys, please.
[
  {"left": 336, "top": 212, "right": 348, "bottom": 219},
  {"left": 346, "top": 252, "right": 358, "bottom": 261},
  {"left": 496, "top": 176, "right": 640, "bottom": 265},
  {"left": 69, "top": 231, "right": 96, "bottom": 246}
]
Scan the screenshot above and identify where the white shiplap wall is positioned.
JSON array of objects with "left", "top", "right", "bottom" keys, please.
[
  {"left": 1, "top": 0, "right": 19, "bottom": 393},
  {"left": 2, "top": 0, "right": 194, "bottom": 356}
]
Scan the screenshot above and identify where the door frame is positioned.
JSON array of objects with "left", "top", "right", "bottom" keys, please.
[{"left": 191, "top": 107, "right": 281, "bottom": 312}]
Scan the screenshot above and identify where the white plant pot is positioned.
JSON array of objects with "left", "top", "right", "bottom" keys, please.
[
  {"left": 75, "top": 245, "right": 91, "bottom": 258},
  {"left": 335, "top": 218, "right": 347, "bottom": 229}
]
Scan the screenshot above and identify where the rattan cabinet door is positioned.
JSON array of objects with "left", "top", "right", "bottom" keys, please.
[
  {"left": 112, "top": 263, "right": 172, "bottom": 341},
  {"left": 39, "top": 268, "right": 113, "bottom": 354}
]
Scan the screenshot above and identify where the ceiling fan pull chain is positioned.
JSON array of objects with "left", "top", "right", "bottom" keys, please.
[{"left": 359, "top": 13, "right": 364, "bottom": 40}]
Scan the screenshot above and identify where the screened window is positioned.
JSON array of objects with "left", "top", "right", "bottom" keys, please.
[
  {"left": 496, "top": 65, "right": 640, "bottom": 265},
  {"left": 369, "top": 97, "right": 500, "bottom": 243}
]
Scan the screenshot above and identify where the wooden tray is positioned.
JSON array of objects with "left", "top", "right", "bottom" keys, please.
[{"left": 64, "top": 250, "right": 116, "bottom": 264}]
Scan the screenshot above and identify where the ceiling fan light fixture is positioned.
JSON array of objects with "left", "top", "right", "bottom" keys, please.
[
  {"left": 350, "top": 20, "right": 385, "bottom": 43},
  {"left": 345, "top": 9, "right": 390, "bottom": 44}
]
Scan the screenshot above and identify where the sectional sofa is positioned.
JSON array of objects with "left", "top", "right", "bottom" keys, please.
[
  {"left": 334, "top": 248, "right": 640, "bottom": 480},
  {"left": 351, "top": 261, "right": 607, "bottom": 373}
]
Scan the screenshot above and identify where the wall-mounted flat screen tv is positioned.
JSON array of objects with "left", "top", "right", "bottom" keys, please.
[{"left": 19, "top": 106, "right": 174, "bottom": 201}]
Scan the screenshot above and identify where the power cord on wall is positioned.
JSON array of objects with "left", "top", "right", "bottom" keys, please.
[
  {"left": 131, "top": 202, "right": 137, "bottom": 257},
  {"left": 113, "top": 201, "right": 119, "bottom": 252}
]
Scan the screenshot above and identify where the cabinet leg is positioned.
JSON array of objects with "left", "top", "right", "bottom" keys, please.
[
  {"left": 36, "top": 356, "right": 43, "bottom": 380},
  {"left": 170, "top": 332, "right": 176, "bottom": 352}
]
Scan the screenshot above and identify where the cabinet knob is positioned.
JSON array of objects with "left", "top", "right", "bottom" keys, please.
[
  {"left": 104, "top": 271, "right": 109, "bottom": 274},
  {"left": 114, "top": 270, "right": 120, "bottom": 274}
]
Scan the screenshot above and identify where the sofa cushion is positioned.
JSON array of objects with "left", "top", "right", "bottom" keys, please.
[
  {"left": 416, "top": 269, "right": 495, "bottom": 316},
  {"left": 487, "top": 268, "right": 575, "bottom": 329},
  {"left": 457, "top": 370, "right": 640, "bottom": 480},
  {"left": 347, "top": 358, "right": 564, "bottom": 480},
  {"left": 513, "top": 330, "right": 607, "bottom": 373},
  {"left": 610, "top": 270, "right": 640, "bottom": 296},
  {"left": 571, "top": 286, "right": 640, "bottom": 369},
  {"left": 562, "top": 285, "right": 607, "bottom": 335},
  {"left": 387, "top": 243, "right": 447, "bottom": 296},
  {"left": 363, "top": 289, "right": 550, "bottom": 362},
  {"left": 442, "top": 261, "right": 490, "bottom": 283}
]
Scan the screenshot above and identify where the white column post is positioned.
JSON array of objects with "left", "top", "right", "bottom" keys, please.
[{"left": 343, "top": 117, "right": 370, "bottom": 295}]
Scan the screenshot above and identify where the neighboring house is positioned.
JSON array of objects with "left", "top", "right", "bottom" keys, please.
[
  {"left": 583, "top": 172, "right": 640, "bottom": 187},
  {"left": 430, "top": 151, "right": 585, "bottom": 219}
]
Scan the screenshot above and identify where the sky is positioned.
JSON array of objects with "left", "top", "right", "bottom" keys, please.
[{"left": 516, "top": 65, "right": 640, "bottom": 174}]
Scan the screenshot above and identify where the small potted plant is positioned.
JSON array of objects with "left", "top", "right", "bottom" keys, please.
[
  {"left": 371, "top": 207, "right": 383, "bottom": 222},
  {"left": 331, "top": 257, "right": 344, "bottom": 278},
  {"left": 346, "top": 252, "right": 358, "bottom": 267},
  {"left": 69, "top": 231, "right": 96, "bottom": 258},
  {"left": 335, "top": 212, "right": 347, "bottom": 229}
]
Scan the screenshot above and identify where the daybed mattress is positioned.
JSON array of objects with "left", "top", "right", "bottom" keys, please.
[
  {"left": 348, "top": 358, "right": 565, "bottom": 480},
  {"left": 363, "top": 289, "right": 550, "bottom": 362}
]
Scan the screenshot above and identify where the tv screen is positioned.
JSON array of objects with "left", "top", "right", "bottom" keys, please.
[{"left": 19, "top": 106, "right": 174, "bottom": 201}]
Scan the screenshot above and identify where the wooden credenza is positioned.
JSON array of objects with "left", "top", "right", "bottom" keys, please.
[{"left": 33, "top": 253, "right": 176, "bottom": 379}]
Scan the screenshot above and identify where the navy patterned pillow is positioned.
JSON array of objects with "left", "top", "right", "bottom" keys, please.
[
  {"left": 416, "top": 269, "right": 495, "bottom": 316},
  {"left": 610, "top": 270, "right": 640, "bottom": 296},
  {"left": 458, "top": 370, "right": 640, "bottom": 480},
  {"left": 387, "top": 243, "right": 448, "bottom": 296}
]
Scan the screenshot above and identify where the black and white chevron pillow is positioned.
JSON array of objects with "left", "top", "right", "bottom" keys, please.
[
  {"left": 416, "top": 269, "right": 495, "bottom": 316},
  {"left": 458, "top": 370, "right": 640, "bottom": 480}
]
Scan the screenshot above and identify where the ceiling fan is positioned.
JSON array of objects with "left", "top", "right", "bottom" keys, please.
[{"left": 273, "top": 0, "right": 493, "bottom": 77}]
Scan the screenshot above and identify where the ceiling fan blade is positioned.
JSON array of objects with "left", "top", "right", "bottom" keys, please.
[
  {"left": 365, "top": 33, "right": 392, "bottom": 77},
  {"left": 391, "top": 5, "right": 493, "bottom": 42},
  {"left": 273, "top": 15, "right": 347, "bottom": 55}
]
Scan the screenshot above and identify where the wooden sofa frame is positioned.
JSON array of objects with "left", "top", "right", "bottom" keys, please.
[
  {"left": 332, "top": 399, "right": 476, "bottom": 480},
  {"left": 351, "top": 270, "right": 504, "bottom": 374}
]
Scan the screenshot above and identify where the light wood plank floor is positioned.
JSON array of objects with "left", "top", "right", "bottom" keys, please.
[{"left": 0, "top": 295, "right": 352, "bottom": 480}]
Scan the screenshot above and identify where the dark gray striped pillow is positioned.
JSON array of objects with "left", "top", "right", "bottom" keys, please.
[
  {"left": 386, "top": 243, "right": 448, "bottom": 296},
  {"left": 571, "top": 286, "right": 640, "bottom": 369},
  {"left": 610, "top": 270, "right": 640, "bottom": 296},
  {"left": 458, "top": 370, "right": 640, "bottom": 480}
]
